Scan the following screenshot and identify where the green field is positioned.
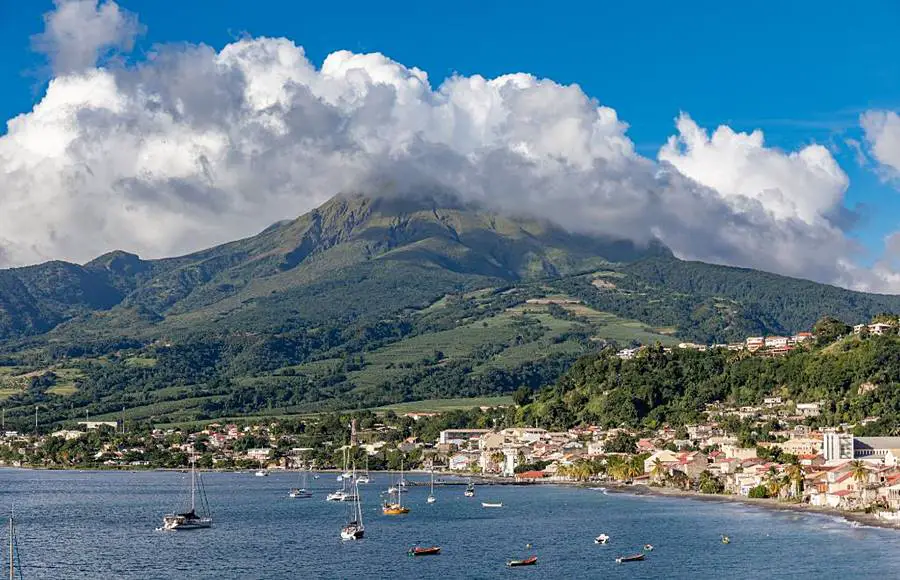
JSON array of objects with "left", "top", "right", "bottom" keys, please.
[{"left": 374, "top": 396, "right": 514, "bottom": 413}]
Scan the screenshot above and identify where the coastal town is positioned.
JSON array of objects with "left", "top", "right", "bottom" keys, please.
[{"left": 3, "top": 385, "right": 900, "bottom": 526}]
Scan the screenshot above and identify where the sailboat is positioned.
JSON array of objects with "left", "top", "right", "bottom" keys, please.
[
  {"left": 426, "top": 468, "right": 436, "bottom": 504},
  {"left": 340, "top": 479, "right": 365, "bottom": 540},
  {"left": 357, "top": 456, "right": 371, "bottom": 484},
  {"left": 327, "top": 446, "right": 358, "bottom": 501},
  {"left": 7, "top": 513, "right": 23, "bottom": 580},
  {"left": 289, "top": 467, "right": 313, "bottom": 499},
  {"left": 464, "top": 478, "right": 475, "bottom": 497},
  {"left": 382, "top": 460, "right": 411, "bottom": 515},
  {"left": 161, "top": 457, "right": 213, "bottom": 531}
]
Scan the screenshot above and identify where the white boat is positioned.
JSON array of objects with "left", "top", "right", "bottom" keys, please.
[
  {"left": 340, "top": 479, "right": 365, "bottom": 540},
  {"left": 161, "top": 457, "right": 213, "bottom": 531},
  {"left": 255, "top": 470, "right": 269, "bottom": 477},
  {"left": 595, "top": 534, "right": 610, "bottom": 544},
  {"left": 289, "top": 469, "right": 313, "bottom": 499},
  {"left": 464, "top": 479, "right": 475, "bottom": 497},
  {"left": 387, "top": 486, "right": 399, "bottom": 494},
  {"left": 481, "top": 502, "right": 503, "bottom": 508},
  {"left": 426, "top": 468, "right": 436, "bottom": 504},
  {"left": 357, "top": 474, "right": 370, "bottom": 484}
]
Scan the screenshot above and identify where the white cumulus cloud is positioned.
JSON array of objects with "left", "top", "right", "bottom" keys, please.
[
  {"left": 0, "top": 0, "right": 897, "bottom": 293},
  {"left": 861, "top": 110, "right": 900, "bottom": 180},
  {"left": 31, "top": 0, "right": 143, "bottom": 75}
]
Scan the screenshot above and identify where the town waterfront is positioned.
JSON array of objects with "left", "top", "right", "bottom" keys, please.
[{"left": 3, "top": 469, "right": 899, "bottom": 579}]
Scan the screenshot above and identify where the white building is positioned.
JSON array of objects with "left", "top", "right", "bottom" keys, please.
[{"left": 823, "top": 433, "right": 854, "bottom": 461}]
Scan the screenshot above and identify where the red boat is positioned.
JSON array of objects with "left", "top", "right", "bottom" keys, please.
[
  {"left": 408, "top": 546, "right": 441, "bottom": 556},
  {"left": 507, "top": 556, "right": 538, "bottom": 567}
]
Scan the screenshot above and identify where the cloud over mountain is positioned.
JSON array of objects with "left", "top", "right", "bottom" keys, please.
[{"left": 0, "top": 0, "right": 897, "bottom": 292}]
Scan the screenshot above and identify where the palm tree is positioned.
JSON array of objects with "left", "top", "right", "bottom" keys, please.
[
  {"left": 785, "top": 463, "right": 804, "bottom": 499},
  {"left": 650, "top": 458, "right": 667, "bottom": 483},
  {"left": 764, "top": 467, "right": 782, "bottom": 498},
  {"left": 850, "top": 460, "right": 870, "bottom": 506}
]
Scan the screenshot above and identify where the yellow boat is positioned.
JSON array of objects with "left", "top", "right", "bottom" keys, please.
[
  {"left": 382, "top": 460, "right": 411, "bottom": 515},
  {"left": 382, "top": 503, "right": 410, "bottom": 515}
]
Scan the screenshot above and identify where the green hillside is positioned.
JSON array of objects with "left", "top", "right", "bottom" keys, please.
[{"left": 1, "top": 192, "right": 900, "bottom": 429}]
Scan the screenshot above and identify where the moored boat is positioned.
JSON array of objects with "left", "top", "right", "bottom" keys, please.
[
  {"left": 507, "top": 556, "right": 538, "bottom": 567},
  {"left": 340, "top": 480, "right": 365, "bottom": 541},
  {"left": 721, "top": 535, "right": 731, "bottom": 544},
  {"left": 383, "top": 460, "right": 411, "bottom": 515},
  {"left": 289, "top": 468, "right": 313, "bottom": 498},
  {"left": 643, "top": 544, "right": 653, "bottom": 551},
  {"left": 616, "top": 553, "right": 645, "bottom": 563},
  {"left": 161, "top": 457, "right": 213, "bottom": 531},
  {"left": 481, "top": 502, "right": 503, "bottom": 508},
  {"left": 594, "top": 534, "right": 610, "bottom": 544},
  {"left": 464, "top": 479, "right": 475, "bottom": 497},
  {"left": 408, "top": 545, "right": 441, "bottom": 556}
]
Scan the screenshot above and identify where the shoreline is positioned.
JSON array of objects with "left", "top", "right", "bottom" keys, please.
[{"left": 599, "top": 482, "right": 900, "bottom": 531}]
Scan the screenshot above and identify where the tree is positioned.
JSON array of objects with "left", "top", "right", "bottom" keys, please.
[
  {"left": 785, "top": 462, "right": 804, "bottom": 499},
  {"left": 850, "top": 460, "right": 870, "bottom": 506},
  {"left": 512, "top": 386, "right": 533, "bottom": 407},
  {"left": 650, "top": 458, "right": 667, "bottom": 483},
  {"left": 813, "top": 316, "right": 851, "bottom": 345},
  {"left": 604, "top": 432, "right": 637, "bottom": 454}
]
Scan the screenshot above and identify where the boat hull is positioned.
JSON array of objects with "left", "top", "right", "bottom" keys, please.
[
  {"left": 616, "top": 554, "right": 645, "bottom": 563},
  {"left": 409, "top": 547, "right": 441, "bottom": 556},
  {"left": 340, "top": 527, "right": 364, "bottom": 540},
  {"left": 507, "top": 556, "right": 538, "bottom": 567}
]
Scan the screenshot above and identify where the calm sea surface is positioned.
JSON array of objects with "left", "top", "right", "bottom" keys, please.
[{"left": 2, "top": 468, "right": 899, "bottom": 579}]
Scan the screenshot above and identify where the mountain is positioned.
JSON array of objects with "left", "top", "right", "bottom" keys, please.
[{"left": 0, "top": 192, "right": 899, "bottom": 427}]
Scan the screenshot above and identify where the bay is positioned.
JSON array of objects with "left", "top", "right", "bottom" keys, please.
[{"left": 2, "top": 469, "right": 899, "bottom": 579}]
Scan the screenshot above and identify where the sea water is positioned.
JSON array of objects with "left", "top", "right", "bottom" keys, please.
[{"left": 2, "top": 469, "right": 898, "bottom": 579}]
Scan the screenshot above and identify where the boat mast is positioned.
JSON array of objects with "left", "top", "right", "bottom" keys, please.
[
  {"left": 190, "top": 456, "right": 196, "bottom": 513},
  {"left": 8, "top": 515, "right": 12, "bottom": 580},
  {"left": 399, "top": 459, "right": 403, "bottom": 507}
]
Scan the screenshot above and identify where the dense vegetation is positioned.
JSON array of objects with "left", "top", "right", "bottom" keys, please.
[
  {"left": 2, "top": 192, "right": 900, "bottom": 428},
  {"left": 521, "top": 323, "right": 900, "bottom": 432}
]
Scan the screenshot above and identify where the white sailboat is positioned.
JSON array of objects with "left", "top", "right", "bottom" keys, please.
[
  {"left": 340, "top": 479, "right": 365, "bottom": 540},
  {"left": 289, "top": 467, "right": 313, "bottom": 499},
  {"left": 357, "top": 456, "right": 371, "bottom": 484},
  {"left": 327, "top": 443, "right": 357, "bottom": 501},
  {"left": 161, "top": 457, "right": 213, "bottom": 531},
  {"left": 427, "top": 468, "right": 436, "bottom": 504}
]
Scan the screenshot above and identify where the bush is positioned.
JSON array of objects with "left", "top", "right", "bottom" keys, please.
[{"left": 748, "top": 485, "right": 769, "bottom": 499}]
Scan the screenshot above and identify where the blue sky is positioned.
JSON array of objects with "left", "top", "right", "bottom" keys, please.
[{"left": 1, "top": 0, "right": 899, "bottom": 287}]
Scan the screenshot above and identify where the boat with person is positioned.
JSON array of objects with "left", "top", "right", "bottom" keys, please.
[
  {"left": 721, "top": 535, "right": 731, "bottom": 544},
  {"left": 427, "top": 468, "right": 436, "bottom": 504},
  {"left": 481, "top": 502, "right": 503, "bottom": 508},
  {"left": 340, "top": 480, "right": 365, "bottom": 541},
  {"left": 382, "top": 460, "right": 410, "bottom": 515},
  {"left": 506, "top": 556, "right": 538, "bottom": 567},
  {"left": 160, "top": 456, "right": 213, "bottom": 531},
  {"left": 289, "top": 468, "right": 313, "bottom": 499},
  {"left": 594, "top": 534, "right": 610, "bottom": 545},
  {"left": 616, "top": 553, "right": 645, "bottom": 563},
  {"left": 643, "top": 544, "right": 654, "bottom": 551},
  {"left": 408, "top": 545, "right": 441, "bottom": 556},
  {"left": 464, "top": 479, "right": 475, "bottom": 497}
]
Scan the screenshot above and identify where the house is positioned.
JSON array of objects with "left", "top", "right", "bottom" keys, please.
[
  {"left": 448, "top": 452, "right": 477, "bottom": 471},
  {"left": 746, "top": 337, "right": 765, "bottom": 352},
  {"left": 853, "top": 437, "right": 900, "bottom": 463},
  {"left": 795, "top": 402, "right": 821, "bottom": 418},
  {"left": 868, "top": 323, "right": 894, "bottom": 336},
  {"left": 672, "top": 451, "right": 709, "bottom": 479},
  {"left": 515, "top": 470, "right": 547, "bottom": 482},
  {"left": 790, "top": 332, "right": 814, "bottom": 343},
  {"left": 763, "top": 397, "right": 783, "bottom": 407},
  {"left": 764, "top": 336, "right": 789, "bottom": 348},
  {"left": 439, "top": 429, "right": 491, "bottom": 446},
  {"left": 643, "top": 450, "right": 679, "bottom": 474}
]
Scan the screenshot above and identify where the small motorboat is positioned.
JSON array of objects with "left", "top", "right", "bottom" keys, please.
[
  {"left": 594, "top": 534, "right": 610, "bottom": 544},
  {"left": 721, "top": 535, "right": 731, "bottom": 544},
  {"left": 507, "top": 556, "right": 538, "bottom": 567},
  {"left": 643, "top": 544, "right": 654, "bottom": 551},
  {"left": 427, "top": 494, "right": 436, "bottom": 504},
  {"left": 289, "top": 488, "right": 312, "bottom": 499},
  {"left": 255, "top": 470, "right": 269, "bottom": 477},
  {"left": 482, "top": 502, "right": 503, "bottom": 508},
  {"left": 616, "top": 553, "right": 645, "bottom": 563},
  {"left": 408, "top": 546, "right": 441, "bottom": 556}
]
